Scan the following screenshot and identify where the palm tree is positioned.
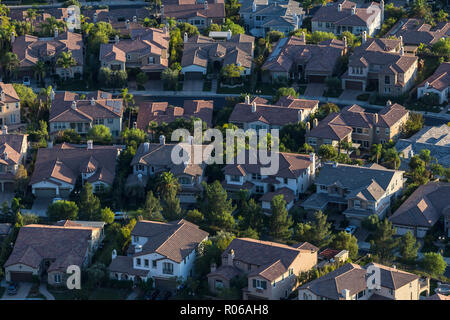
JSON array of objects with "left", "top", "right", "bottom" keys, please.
[
  {"left": 1, "top": 52, "right": 19, "bottom": 81},
  {"left": 156, "top": 172, "right": 181, "bottom": 199},
  {"left": 33, "top": 60, "right": 46, "bottom": 85},
  {"left": 120, "top": 88, "right": 135, "bottom": 128},
  {"left": 26, "top": 8, "right": 39, "bottom": 33},
  {"left": 371, "top": 143, "right": 382, "bottom": 164},
  {"left": 383, "top": 148, "right": 401, "bottom": 170},
  {"left": 56, "top": 51, "right": 76, "bottom": 80}
]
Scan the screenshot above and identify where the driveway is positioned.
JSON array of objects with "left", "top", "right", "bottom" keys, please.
[
  {"left": 0, "top": 192, "right": 15, "bottom": 206},
  {"left": 304, "top": 83, "right": 326, "bottom": 97},
  {"left": 338, "top": 90, "right": 365, "bottom": 101},
  {"left": 144, "top": 80, "right": 163, "bottom": 91},
  {"left": 1, "top": 282, "right": 32, "bottom": 300},
  {"left": 25, "top": 197, "right": 54, "bottom": 217},
  {"left": 183, "top": 80, "right": 203, "bottom": 92}
]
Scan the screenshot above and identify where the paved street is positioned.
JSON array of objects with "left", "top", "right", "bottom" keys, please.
[{"left": 183, "top": 80, "right": 204, "bottom": 92}]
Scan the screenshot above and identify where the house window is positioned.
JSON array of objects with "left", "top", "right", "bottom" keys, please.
[
  {"left": 255, "top": 185, "right": 264, "bottom": 194},
  {"left": 363, "top": 141, "right": 369, "bottom": 148},
  {"left": 252, "top": 173, "right": 261, "bottom": 180},
  {"left": 54, "top": 274, "right": 62, "bottom": 283},
  {"left": 252, "top": 279, "right": 267, "bottom": 290},
  {"left": 127, "top": 54, "right": 131, "bottom": 60},
  {"left": 385, "top": 128, "right": 390, "bottom": 135},
  {"left": 136, "top": 164, "right": 145, "bottom": 171},
  {"left": 152, "top": 260, "right": 157, "bottom": 268},
  {"left": 94, "top": 184, "right": 104, "bottom": 193},
  {"left": 179, "top": 177, "right": 191, "bottom": 185},
  {"left": 247, "top": 264, "right": 251, "bottom": 271},
  {"left": 136, "top": 258, "right": 141, "bottom": 266},
  {"left": 357, "top": 290, "right": 365, "bottom": 299},
  {"left": 231, "top": 175, "right": 240, "bottom": 182},
  {"left": 284, "top": 178, "right": 288, "bottom": 184},
  {"left": 16, "top": 103, "right": 19, "bottom": 108},
  {"left": 384, "top": 76, "right": 390, "bottom": 85},
  {"left": 376, "top": 127, "right": 380, "bottom": 134},
  {"left": 108, "top": 118, "right": 113, "bottom": 124},
  {"left": 134, "top": 236, "right": 139, "bottom": 242},
  {"left": 354, "top": 200, "right": 361, "bottom": 208},
  {"left": 148, "top": 57, "right": 155, "bottom": 64},
  {"left": 319, "top": 185, "right": 327, "bottom": 191},
  {"left": 144, "top": 259, "right": 149, "bottom": 267},
  {"left": 308, "top": 138, "right": 317, "bottom": 145},
  {"left": 215, "top": 279, "right": 224, "bottom": 289},
  {"left": 163, "top": 262, "right": 174, "bottom": 275}
]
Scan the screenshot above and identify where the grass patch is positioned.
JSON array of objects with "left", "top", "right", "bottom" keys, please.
[{"left": 357, "top": 93, "right": 371, "bottom": 101}]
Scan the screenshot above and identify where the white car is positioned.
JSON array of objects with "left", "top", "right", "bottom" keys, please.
[
  {"left": 345, "top": 225, "right": 357, "bottom": 235},
  {"left": 114, "top": 212, "right": 128, "bottom": 220},
  {"left": 22, "top": 76, "right": 31, "bottom": 86},
  {"left": 52, "top": 197, "right": 63, "bottom": 204}
]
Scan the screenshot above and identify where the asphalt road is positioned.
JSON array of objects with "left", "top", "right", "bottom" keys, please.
[{"left": 133, "top": 96, "right": 448, "bottom": 127}]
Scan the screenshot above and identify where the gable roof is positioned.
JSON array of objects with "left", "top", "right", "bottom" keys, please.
[
  {"left": 131, "top": 219, "right": 208, "bottom": 263},
  {"left": 0, "top": 132, "right": 27, "bottom": 166},
  {"left": 388, "top": 18, "right": 450, "bottom": 46},
  {"left": 0, "top": 82, "right": 20, "bottom": 103},
  {"left": 419, "top": 62, "right": 450, "bottom": 92},
  {"left": 163, "top": 2, "right": 225, "bottom": 20},
  {"left": 312, "top": 0, "right": 381, "bottom": 27},
  {"left": 365, "top": 263, "right": 419, "bottom": 290}
]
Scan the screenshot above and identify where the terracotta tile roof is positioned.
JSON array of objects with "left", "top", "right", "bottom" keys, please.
[
  {"left": 4, "top": 222, "right": 100, "bottom": 271},
  {"left": 131, "top": 219, "right": 208, "bottom": 263},
  {"left": 319, "top": 248, "right": 341, "bottom": 260},
  {"left": 136, "top": 99, "right": 213, "bottom": 130},
  {"left": 275, "top": 95, "right": 319, "bottom": 109},
  {"left": 293, "top": 242, "right": 319, "bottom": 252},
  {"left": 223, "top": 151, "right": 313, "bottom": 179},
  {"left": 163, "top": 2, "right": 225, "bottom": 20},
  {"left": 12, "top": 32, "right": 83, "bottom": 68},
  {"left": 390, "top": 182, "right": 450, "bottom": 228},
  {"left": 418, "top": 62, "right": 450, "bottom": 92},
  {"left": 49, "top": 91, "right": 123, "bottom": 123},
  {"left": 207, "top": 265, "right": 242, "bottom": 280},
  {"left": 30, "top": 144, "right": 120, "bottom": 186},
  {"left": 262, "top": 36, "right": 345, "bottom": 74},
  {"left": 82, "top": 7, "right": 153, "bottom": 23}
]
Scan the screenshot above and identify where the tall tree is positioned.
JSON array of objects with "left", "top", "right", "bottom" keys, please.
[
  {"left": 142, "top": 191, "right": 164, "bottom": 221},
  {"left": 370, "top": 219, "right": 399, "bottom": 263},
  {"left": 268, "top": 195, "right": 293, "bottom": 242},
  {"left": 47, "top": 200, "right": 79, "bottom": 221},
  {"left": 421, "top": 252, "right": 447, "bottom": 276},
  {"left": 78, "top": 183, "right": 101, "bottom": 221},
  {"left": 371, "top": 143, "right": 382, "bottom": 164},
  {"left": 399, "top": 231, "right": 420, "bottom": 264},
  {"left": 56, "top": 51, "right": 77, "bottom": 80},
  {"left": 120, "top": 88, "right": 134, "bottom": 128},
  {"left": 332, "top": 231, "right": 358, "bottom": 260},
  {"left": 295, "top": 211, "right": 333, "bottom": 248},
  {"left": 200, "top": 180, "right": 235, "bottom": 230}
]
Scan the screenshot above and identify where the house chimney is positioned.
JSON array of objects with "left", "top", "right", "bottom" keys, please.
[
  {"left": 306, "top": 122, "right": 311, "bottom": 132},
  {"left": 54, "top": 28, "right": 59, "bottom": 38},
  {"left": 126, "top": 19, "right": 130, "bottom": 30},
  {"left": 90, "top": 97, "right": 95, "bottom": 105},
  {"left": 161, "top": 5, "right": 164, "bottom": 16},
  {"left": 424, "top": 81, "right": 429, "bottom": 89},
  {"left": 341, "top": 289, "right": 350, "bottom": 300},
  {"left": 115, "top": 35, "right": 120, "bottom": 44},
  {"left": 1, "top": 125, "right": 7, "bottom": 135},
  {"left": 10, "top": 31, "right": 15, "bottom": 44},
  {"left": 343, "top": 36, "right": 347, "bottom": 48},
  {"left": 87, "top": 140, "right": 93, "bottom": 150},
  {"left": 184, "top": 32, "right": 188, "bottom": 43},
  {"left": 381, "top": 0, "right": 385, "bottom": 22},
  {"left": 112, "top": 249, "right": 117, "bottom": 260},
  {"left": 351, "top": 6, "right": 356, "bottom": 15},
  {"left": 309, "top": 152, "right": 316, "bottom": 175},
  {"left": 245, "top": 95, "right": 250, "bottom": 104},
  {"left": 47, "top": 140, "right": 53, "bottom": 148},
  {"left": 252, "top": 1, "right": 256, "bottom": 12},
  {"left": 399, "top": 35, "right": 403, "bottom": 46},
  {"left": 362, "top": 31, "right": 367, "bottom": 43},
  {"left": 386, "top": 100, "right": 392, "bottom": 107},
  {"left": 133, "top": 16, "right": 137, "bottom": 23},
  {"left": 0, "top": 90, "right": 4, "bottom": 101},
  {"left": 227, "top": 29, "right": 232, "bottom": 40},
  {"left": 251, "top": 102, "right": 257, "bottom": 112},
  {"left": 71, "top": 101, "right": 77, "bottom": 110},
  {"left": 338, "top": 4, "right": 342, "bottom": 11},
  {"left": 204, "top": 1, "right": 208, "bottom": 10},
  {"left": 159, "top": 135, "right": 166, "bottom": 145},
  {"left": 228, "top": 249, "right": 235, "bottom": 266},
  {"left": 298, "top": 109, "right": 303, "bottom": 122},
  {"left": 400, "top": 46, "right": 404, "bottom": 55},
  {"left": 93, "top": 12, "right": 98, "bottom": 23},
  {"left": 144, "top": 142, "right": 150, "bottom": 152},
  {"left": 313, "top": 118, "right": 318, "bottom": 128},
  {"left": 51, "top": 88, "right": 55, "bottom": 101},
  {"left": 374, "top": 113, "right": 378, "bottom": 124},
  {"left": 210, "top": 263, "right": 217, "bottom": 273}
]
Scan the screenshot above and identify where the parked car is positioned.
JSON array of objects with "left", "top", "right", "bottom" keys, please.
[
  {"left": 114, "top": 211, "right": 128, "bottom": 220},
  {"left": 52, "top": 197, "right": 63, "bottom": 204},
  {"left": 22, "top": 76, "right": 31, "bottom": 86},
  {"left": 345, "top": 225, "right": 357, "bottom": 235},
  {"left": 7, "top": 282, "right": 18, "bottom": 296}
]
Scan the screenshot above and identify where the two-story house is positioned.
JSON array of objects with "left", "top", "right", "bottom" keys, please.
[
  {"left": 207, "top": 238, "right": 318, "bottom": 299},
  {"left": 417, "top": 62, "right": 450, "bottom": 104},
  {"left": 109, "top": 219, "right": 208, "bottom": 290},
  {"left": 0, "top": 82, "right": 21, "bottom": 126},
  {"left": 223, "top": 151, "right": 316, "bottom": 212},
  {"left": 389, "top": 182, "right": 450, "bottom": 238},
  {"left": 261, "top": 35, "right": 346, "bottom": 83},
  {"left": 228, "top": 96, "right": 319, "bottom": 130},
  {"left": 49, "top": 91, "right": 123, "bottom": 137},
  {"left": 30, "top": 142, "right": 121, "bottom": 198},
  {"left": 342, "top": 36, "right": 418, "bottom": 95},
  {"left": 299, "top": 262, "right": 429, "bottom": 300},
  {"left": 302, "top": 162, "right": 404, "bottom": 224},
  {"left": 181, "top": 33, "right": 255, "bottom": 80},
  {"left": 311, "top": 0, "right": 383, "bottom": 36},
  {"left": 99, "top": 28, "right": 169, "bottom": 79},
  {"left": 4, "top": 220, "right": 105, "bottom": 285},
  {"left": 127, "top": 138, "right": 209, "bottom": 205},
  {"left": 0, "top": 125, "right": 28, "bottom": 193},
  {"left": 306, "top": 102, "right": 409, "bottom": 151},
  {"left": 239, "top": 0, "right": 304, "bottom": 37}
]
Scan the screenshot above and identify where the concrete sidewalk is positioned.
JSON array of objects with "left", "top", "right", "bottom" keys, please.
[{"left": 39, "top": 284, "right": 55, "bottom": 300}]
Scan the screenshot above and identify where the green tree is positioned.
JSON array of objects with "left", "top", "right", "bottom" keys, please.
[
  {"left": 142, "top": 191, "right": 164, "bottom": 221},
  {"left": 120, "top": 88, "right": 135, "bottom": 129},
  {"left": 269, "top": 195, "right": 293, "bottom": 242},
  {"left": 220, "top": 63, "right": 244, "bottom": 85},
  {"left": 332, "top": 231, "right": 358, "bottom": 260},
  {"left": 47, "top": 200, "right": 79, "bottom": 221},
  {"left": 295, "top": 211, "right": 333, "bottom": 248},
  {"left": 370, "top": 219, "right": 399, "bottom": 263},
  {"left": 185, "top": 209, "right": 204, "bottom": 225},
  {"left": 273, "top": 87, "right": 298, "bottom": 102},
  {"left": 318, "top": 144, "right": 338, "bottom": 161},
  {"left": 33, "top": 60, "right": 46, "bottom": 85},
  {"left": 402, "top": 113, "right": 424, "bottom": 138},
  {"left": 239, "top": 227, "right": 259, "bottom": 239},
  {"left": 78, "top": 183, "right": 101, "bottom": 221},
  {"left": 100, "top": 207, "right": 115, "bottom": 224},
  {"left": 22, "top": 213, "right": 39, "bottom": 225},
  {"left": 399, "top": 231, "right": 420, "bottom": 264},
  {"left": 238, "top": 198, "right": 263, "bottom": 232},
  {"left": 222, "top": 18, "right": 244, "bottom": 35},
  {"left": 371, "top": 143, "right": 382, "bottom": 164},
  {"left": 1, "top": 52, "right": 19, "bottom": 81},
  {"left": 162, "top": 67, "right": 179, "bottom": 90},
  {"left": 55, "top": 129, "right": 82, "bottom": 144},
  {"left": 56, "top": 51, "right": 77, "bottom": 80},
  {"left": 421, "top": 252, "right": 447, "bottom": 276},
  {"left": 200, "top": 180, "right": 236, "bottom": 230},
  {"left": 87, "top": 125, "right": 112, "bottom": 144},
  {"left": 121, "top": 127, "right": 147, "bottom": 147}
]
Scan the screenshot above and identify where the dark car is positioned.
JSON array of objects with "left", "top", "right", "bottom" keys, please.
[{"left": 7, "top": 282, "right": 18, "bottom": 296}]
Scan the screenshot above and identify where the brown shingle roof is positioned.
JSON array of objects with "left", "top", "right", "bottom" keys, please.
[
  {"left": 163, "top": 2, "right": 225, "bottom": 20},
  {"left": 0, "top": 82, "right": 20, "bottom": 103},
  {"left": 419, "top": 62, "right": 450, "bottom": 92},
  {"left": 388, "top": 18, "right": 450, "bottom": 47},
  {"left": 365, "top": 263, "right": 419, "bottom": 290},
  {"left": 312, "top": 0, "right": 381, "bottom": 27}
]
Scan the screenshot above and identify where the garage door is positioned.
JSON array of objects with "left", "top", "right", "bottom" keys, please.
[
  {"left": 147, "top": 72, "right": 161, "bottom": 80},
  {"left": 10, "top": 271, "right": 33, "bottom": 282},
  {"left": 345, "top": 80, "right": 363, "bottom": 90},
  {"left": 308, "top": 75, "right": 326, "bottom": 83},
  {"left": 59, "top": 188, "right": 71, "bottom": 198},
  {"left": 34, "top": 188, "right": 56, "bottom": 198},
  {"left": 155, "top": 278, "right": 177, "bottom": 292},
  {"left": 184, "top": 72, "right": 203, "bottom": 80}
]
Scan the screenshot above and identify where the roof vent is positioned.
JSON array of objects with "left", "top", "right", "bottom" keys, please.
[
  {"left": 90, "top": 97, "right": 95, "bottom": 105},
  {"left": 159, "top": 135, "right": 166, "bottom": 145},
  {"left": 71, "top": 101, "right": 77, "bottom": 110},
  {"left": 251, "top": 102, "right": 256, "bottom": 112},
  {"left": 144, "top": 142, "right": 150, "bottom": 152},
  {"left": 351, "top": 6, "right": 356, "bottom": 15},
  {"left": 338, "top": 4, "right": 342, "bottom": 11}
]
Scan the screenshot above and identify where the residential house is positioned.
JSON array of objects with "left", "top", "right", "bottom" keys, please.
[
  {"left": 30, "top": 142, "right": 121, "bottom": 198},
  {"left": 396, "top": 124, "right": 450, "bottom": 169},
  {"left": 305, "top": 102, "right": 409, "bottom": 151},
  {"left": 228, "top": 95, "right": 319, "bottom": 130},
  {"left": 0, "top": 82, "right": 21, "bottom": 126},
  {"left": 311, "top": 0, "right": 384, "bottom": 36},
  {"left": 387, "top": 18, "right": 450, "bottom": 54},
  {"left": 99, "top": 28, "right": 170, "bottom": 79},
  {"left": 127, "top": 138, "right": 210, "bottom": 205},
  {"left": 342, "top": 36, "right": 418, "bottom": 95},
  {"left": 109, "top": 219, "right": 208, "bottom": 289},
  {"left": 0, "top": 125, "right": 28, "bottom": 192},
  {"left": 302, "top": 162, "right": 404, "bottom": 224},
  {"left": 261, "top": 35, "right": 346, "bottom": 83},
  {"left": 12, "top": 31, "right": 84, "bottom": 80},
  {"left": 207, "top": 238, "right": 318, "bottom": 300},
  {"left": 8, "top": 7, "right": 76, "bottom": 32},
  {"left": 161, "top": 0, "right": 226, "bottom": 30},
  {"left": 181, "top": 33, "right": 255, "bottom": 80},
  {"left": 417, "top": 62, "right": 450, "bottom": 104},
  {"left": 298, "top": 262, "right": 429, "bottom": 300},
  {"left": 49, "top": 91, "right": 123, "bottom": 137},
  {"left": 4, "top": 220, "right": 104, "bottom": 285},
  {"left": 389, "top": 182, "right": 450, "bottom": 238},
  {"left": 136, "top": 100, "right": 214, "bottom": 132},
  {"left": 239, "top": 0, "right": 304, "bottom": 37},
  {"left": 222, "top": 151, "right": 316, "bottom": 212}
]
